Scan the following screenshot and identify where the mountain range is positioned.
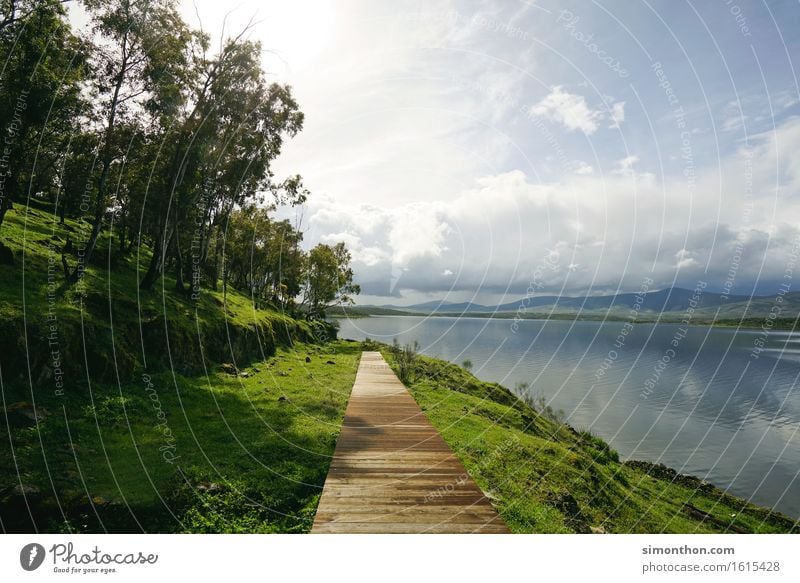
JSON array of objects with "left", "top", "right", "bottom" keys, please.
[{"left": 347, "top": 287, "right": 800, "bottom": 320}]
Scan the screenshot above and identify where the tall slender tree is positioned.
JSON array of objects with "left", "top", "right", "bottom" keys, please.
[
  {"left": 0, "top": 0, "right": 86, "bottom": 230},
  {"left": 66, "top": 0, "right": 194, "bottom": 283}
]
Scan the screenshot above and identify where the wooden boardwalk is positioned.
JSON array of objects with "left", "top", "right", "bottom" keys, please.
[{"left": 312, "top": 351, "right": 509, "bottom": 533}]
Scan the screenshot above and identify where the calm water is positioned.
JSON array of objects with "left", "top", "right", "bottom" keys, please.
[{"left": 337, "top": 315, "right": 800, "bottom": 518}]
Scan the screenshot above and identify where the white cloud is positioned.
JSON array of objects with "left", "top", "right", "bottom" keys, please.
[
  {"left": 530, "top": 87, "right": 626, "bottom": 135},
  {"left": 774, "top": 89, "right": 799, "bottom": 110},
  {"left": 612, "top": 154, "right": 640, "bottom": 175},
  {"left": 299, "top": 116, "right": 800, "bottom": 300},
  {"left": 174, "top": 2, "right": 800, "bottom": 302},
  {"left": 674, "top": 248, "right": 699, "bottom": 269},
  {"left": 387, "top": 206, "right": 450, "bottom": 266},
  {"left": 609, "top": 101, "right": 626, "bottom": 129},
  {"left": 530, "top": 86, "right": 604, "bottom": 134}
]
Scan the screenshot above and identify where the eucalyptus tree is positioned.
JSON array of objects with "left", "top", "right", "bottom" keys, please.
[
  {"left": 66, "top": 0, "right": 194, "bottom": 283},
  {"left": 139, "top": 35, "right": 305, "bottom": 292},
  {"left": 0, "top": 0, "right": 71, "bottom": 34},
  {"left": 301, "top": 243, "right": 360, "bottom": 318},
  {"left": 0, "top": 0, "right": 86, "bottom": 230},
  {"left": 215, "top": 205, "right": 306, "bottom": 310}
]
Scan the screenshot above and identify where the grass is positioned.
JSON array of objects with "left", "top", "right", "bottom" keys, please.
[
  {"left": 0, "top": 202, "right": 356, "bottom": 533},
  {"left": 1, "top": 340, "right": 361, "bottom": 533},
  {"left": 377, "top": 343, "right": 799, "bottom": 534},
  {"left": 0, "top": 341, "right": 360, "bottom": 532}
]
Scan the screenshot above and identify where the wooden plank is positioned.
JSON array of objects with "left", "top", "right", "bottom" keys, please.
[
  {"left": 312, "top": 522, "right": 509, "bottom": 534},
  {"left": 311, "top": 351, "right": 509, "bottom": 534}
]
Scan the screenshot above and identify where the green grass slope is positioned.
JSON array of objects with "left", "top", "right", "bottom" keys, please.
[
  {"left": 376, "top": 343, "right": 798, "bottom": 534},
  {"left": 0, "top": 203, "right": 358, "bottom": 533}
]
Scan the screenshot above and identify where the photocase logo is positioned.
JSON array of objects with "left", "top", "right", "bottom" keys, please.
[{"left": 19, "top": 543, "right": 46, "bottom": 571}]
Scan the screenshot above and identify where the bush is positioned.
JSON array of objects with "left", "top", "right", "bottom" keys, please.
[
  {"left": 577, "top": 429, "right": 619, "bottom": 464},
  {"left": 518, "top": 390, "right": 565, "bottom": 425},
  {"left": 391, "top": 339, "right": 420, "bottom": 383},
  {"left": 361, "top": 337, "right": 382, "bottom": 351}
]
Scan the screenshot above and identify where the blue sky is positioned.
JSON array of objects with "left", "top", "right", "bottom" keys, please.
[{"left": 166, "top": 1, "right": 800, "bottom": 304}]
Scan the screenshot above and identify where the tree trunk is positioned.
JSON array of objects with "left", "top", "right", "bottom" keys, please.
[
  {"left": 67, "top": 169, "right": 107, "bottom": 284},
  {"left": 0, "top": 198, "right": 11, "bottom": 229},
  {"left": 58, "top": 189, "right": 67, "bottom": 224},
  {"left": 174, "top": 235, "right": 185, "bottom": 293},
  {"left": 0, "top": 169, "right": 18, "bottom": 230},
  {"left": 67, "top": 29, "right": 129, "bottom": 284},
  {"left": 140, "top": 226, "right": 174, "bottom": 290}
]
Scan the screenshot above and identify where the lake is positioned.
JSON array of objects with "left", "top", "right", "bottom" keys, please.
[{"left": 336, "top": 315, "right": 800, "bottom": 518}]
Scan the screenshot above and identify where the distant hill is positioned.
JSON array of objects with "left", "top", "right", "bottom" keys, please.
[
  {"left": 327, "top": 305, "right": 412, "bottom": 317},
  {"left": 352, "top": 287, "right": 800, "bottom": 321},
  {"left": 402, "top": 300, "right": 490, "bottom": 313},
  {"left": 493, "top": 287, "right": 753, "bottom": 314}
]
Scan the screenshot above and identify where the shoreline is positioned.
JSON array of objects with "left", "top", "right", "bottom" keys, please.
[
  {"left": 330, "top": 311, "right": 800, "bottom": 332},
  {"left": 373, "top": 341, "right": 799, "bottom": 532}
]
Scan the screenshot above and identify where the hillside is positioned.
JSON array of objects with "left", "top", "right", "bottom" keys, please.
[
  {"left": 0, "top": 204, "right": 357, "bottom": 533},
  {"left": 376, "top": 342, "right": 798, "bottom": 533}
]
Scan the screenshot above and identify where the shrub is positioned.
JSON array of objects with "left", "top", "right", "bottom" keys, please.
[
  {"left": 391, "top": 339, "right": 420, "bottom": 383},
  {"left": 519, "top": 390, "right": 566, "bottom": 425},
  {"left": 361, "top": 337, "right": 382, "bottom": 351}
]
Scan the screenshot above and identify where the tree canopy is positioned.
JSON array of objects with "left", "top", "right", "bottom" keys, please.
[{"left": 0, "top": 0, "right": 358, "bottom": 314}]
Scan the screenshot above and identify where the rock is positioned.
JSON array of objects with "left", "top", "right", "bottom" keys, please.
[
  {"left": 4, "top": 402, "right": 48, "bottom": 427},
  {"left": 590, "top": 526, "right": 607, "bottom": 534},
  {"left": 252, "top": 367, "right": 260, "bottom": 373},
  {"left": 70, "top": 494, "right": 109, "bottom": 514},
  {"left": 13, "top": 484, "right": 41, "bottom": 497},
  {"left": 0, "top": 242, "right": 14, "bottom": 266},
  {"left": 483, "top": 490, "right": 500, "bottom": 502},
  {"left": 326, "top": 360, "right": 335, "bottom": 365},
  {"left": 238, "top": 371, "right": 250, "bottom": 378},
  {"left": 219, "top": 363, "right": 238, "bottom": 375},
  {"left": 196, "top": 482, "right": 223, "bottom": 494},
  {"left": 277, "top": 371, "right": 289, "bottom": 377},
  {"left": 547, "top": 491, "right": 591, "bottom": 533},
  {"left": 305, "top": 356, "right": 311, "bottom": 363}
]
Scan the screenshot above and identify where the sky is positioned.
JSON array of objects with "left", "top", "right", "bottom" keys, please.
[{"left": 162, "top": 2, "right": 800, "bottom": 304}]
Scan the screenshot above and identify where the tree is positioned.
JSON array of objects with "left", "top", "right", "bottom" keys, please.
[
  {"left": 66, "top": 0, "right": 194, "bottom": 283},
  {"left": 302, "top": 242, "right": 360, "bottom": 318},
  {"left": 213, "top": 205, "right": 305, "bottom": 311},
  {"left": 0, "top": 0, "right": 87, "bottom": 230},
  {"left": 138, "top": 35, "right": 305, "bottom": 292},
  {"left": 0, "top": 0, "right": 362, "bottom": 317},
  {"left": 0, "top": 0, "right": 71, "bottom": 34}
]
